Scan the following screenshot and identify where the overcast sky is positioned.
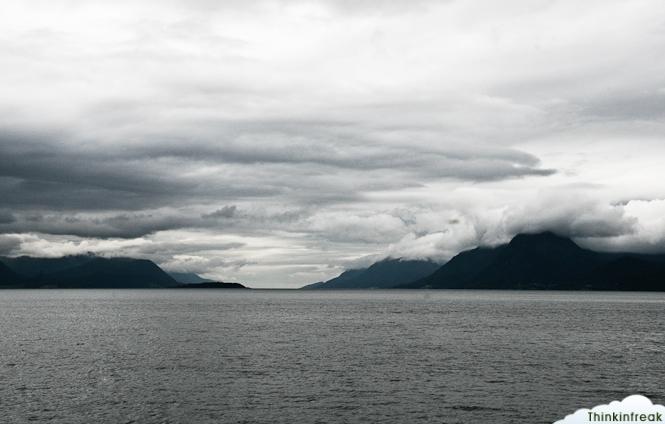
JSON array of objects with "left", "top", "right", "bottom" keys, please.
[{"left": 1, "top": 0, "right": 665, "bottom": 287}]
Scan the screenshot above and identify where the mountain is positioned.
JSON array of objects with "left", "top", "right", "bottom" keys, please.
[
  {"left": 588, "top": 256, "right": 665, "bottom": 291},
  {"left": 404, "top": 232, "right": 665, "bottom": 291},
  {"left": 1, "top": 255, "right": 178, "bottom": 288},
  {"left": 302, "top": 268, "right": 365, "bottom": 289},
  {"left": 302, "top": 258, "right": 441, "bottom": 289},
  {"left": 0, "top": 261, "right": 22, "bottom": 287},
  {"left": 1, "top": 255, "right": 97, "bottom": 278},
  {"left": 168, "top": 272, "right": 214, "bottom": 285}
]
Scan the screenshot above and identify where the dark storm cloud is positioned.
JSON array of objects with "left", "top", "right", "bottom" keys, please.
[
  {"left": 0, "top": 212, "right": 187, "bottom": 239},
  {"left": 0, "top": 208, "right": 239, "bottom": 239},
  {"left": 0, "top": 125, "right": 553, "bottom": 220},
  {"left": 0, "top": 202, "right": 314, "bottom": 240},
  {"left": 0, "top": 210, "right": 16, "bottom": 224},
  {"left": 132, "top": 129, "right": 555, "bottom": 179},
  {"left": 0, "top": 131, "right": 276, "bottom": 211}
]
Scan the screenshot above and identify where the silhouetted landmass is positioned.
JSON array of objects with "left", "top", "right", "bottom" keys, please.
[
  {"left": 302, "top": 258, "right": 441, "bottom": 289},
  {"left": 403, "top": 232, "right": 665, "bottom": 291},
  {"left": 0, "top": 255, "right": 177, "bottom": 288},
  {"left": 168, "top": 272, "right": 214, "bottom": 285},
  {"left": 6, "top": 233, "right": 665, "bottom": 290},
  {"left": 175, "top": 281, "right": 247, "bottom": 289},
  {"left": 301, "top": 268, "right": 365, "bottom": 290},
  {"left": 588, "top": 256, "right": 665, "bottom": 290},
  {"left": 1, "top": 254, "right": 97, "bottom": 278},
  {"left": 0, "top": 261, "right": 22, "bottom": 287}
]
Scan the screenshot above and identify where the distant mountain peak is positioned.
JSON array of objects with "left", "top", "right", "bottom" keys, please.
[
  {"left": 302, "top": 257, "right": 441, "bottom": 289},
  {"left": 508, "top": 231, "right": 581, "bottom": 249},
  {"left": 168, "top": 271, "right": 214, "bottom": 285},
  {"left": 406, "top": 231, "right": 665, "bottom": 291}
]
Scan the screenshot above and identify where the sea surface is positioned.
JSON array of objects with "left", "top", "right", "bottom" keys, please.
[{"left": 1, "top": 290, "right": 664, "bottom": 423}]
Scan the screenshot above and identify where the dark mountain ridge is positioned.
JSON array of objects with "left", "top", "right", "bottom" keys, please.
[
  {"left": 0, "top": 261, "right": 22, "bottom": 286},
  {"left": 168, "top": 272, "right": 214, "bottom": 285},
  {"left": 0, "top": 255, "right": 177, "bottom": 288},
  {"left": 1, "top": 254, "right": 97, "bottom": 278},
  {"left": 404, "top": 232, "right": 665, "bottom": 291},
  {"left": 5, "top": 232, "right": 665, "bottom": 290},
  {"left": 302, "top": 258, "right": 441, "bottom": 289}
]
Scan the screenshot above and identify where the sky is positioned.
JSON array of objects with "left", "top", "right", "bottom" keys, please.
[{"left": 1, "top": 0, "right": 665, "bottom": 287}]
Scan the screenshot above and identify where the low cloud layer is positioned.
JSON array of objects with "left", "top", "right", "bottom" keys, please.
[{"left": 2, "top": 0, "right": 665, "bottom": 286}]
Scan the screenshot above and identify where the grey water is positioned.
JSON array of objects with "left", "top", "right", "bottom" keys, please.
[{"left": 2, "top": 290, "right": 665, "bottom": 423}]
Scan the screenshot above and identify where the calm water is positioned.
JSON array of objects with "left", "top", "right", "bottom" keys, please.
[{"left": 1, "top": 290, "right": 664, "bottom": 423}]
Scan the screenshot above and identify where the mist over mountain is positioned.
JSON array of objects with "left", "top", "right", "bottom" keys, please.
[
  {"left": 302, "top": 258, "right": 441, "bottom": 289},
  {"left": 404, "top": 232, "right": 665, "bottom": 291}
]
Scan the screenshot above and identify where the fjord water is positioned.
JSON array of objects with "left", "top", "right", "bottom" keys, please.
[{"left": 2, "top": 290, "right": 664, "bottom": 423}]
